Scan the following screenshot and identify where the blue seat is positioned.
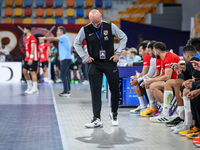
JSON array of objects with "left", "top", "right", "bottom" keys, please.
[
  {"left": 0, "top": 0, "right": 2, "bottom": 6},
  {"left": 76, "top": 9, "right": 84, "bottom": 17},
  {"left": 36, "top": 0, "right": 44, "bottom": 7},
  {"left": 76, "top": 0, "right": 84, "bottom": 7},
  {"left": 0, "top": 9, "right": 1, "bottom": 15},
  {"left": 55, "top": 0, "right": 62, "bottom": 7},
  {"left": 105, "top": 0, "right": 112, "bottom": 8},
  {"left": 95, "top": 0, "right": 102, "bottom": 7},
  {"left": 56, "top": 18, "right": 63, "bottom": 24},
  {"left": 68, "top": 18, "right": 75, "bottom": 24},
  {"left": 24, "top": 0, "right": 32, "bottom": 7}
]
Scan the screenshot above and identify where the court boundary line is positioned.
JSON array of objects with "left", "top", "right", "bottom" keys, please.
[{"left": 50, "top": 84, "right": 69, "bottom": 150}]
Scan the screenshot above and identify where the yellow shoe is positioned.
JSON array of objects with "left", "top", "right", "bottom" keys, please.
[
  {"left": 186, "top": 132, "right": 200, "bottom": 139},
  {"left": 179, "top": 126, "right": 200, "bottom": 136},
  {"left": 140, "top": 107, "right": 158, "bottom": 117}
]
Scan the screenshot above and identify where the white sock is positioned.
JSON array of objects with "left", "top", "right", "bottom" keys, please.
[
  {"left": 163, "top": 90, "right": 173, "bottom": 116},
  {"left": 44, "top": 78, "right": 48, "bottom": 82},
  {"left": 33, "top": 82, "right": 38, "bottom": 91},
  {"left": 27, "top": 80, "right": 32, "bottom": 88},
  {"left": 183, "top": 96, "right": 193, "bottom": 127},
  {"left": 138, "top": 96, "right": 146, "bottom": 108},
  {"left": 177, "top": 106, "right": 184, "bottom": 120},
  {"left": 146, "top": 89, "right": 156, "bottom": 109}
]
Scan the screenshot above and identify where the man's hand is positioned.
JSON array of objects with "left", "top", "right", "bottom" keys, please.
[
  {"left": 140, "top": 81, "right": 145, "bottom": 87},
  {"left": 171, "top": 63, "right": 182, "bottom": 74},
  {"left": 191, "top": 60, "right": 200, "bottom": 71},
  {"left": 187, "top": 89, "right": 200, "bottom": 100},
  {"left": 183, "top": 79, "right": 194, "bottom": 89},
  {"left": 28, "top": 59, "right": 33, "bottom": 65},
  {"left": 178, "top": 61, "right": 186, "bottom": 72},
  {"left": 110, "top": 54, "right": 120, "bottom": 63},
  {"left": 86, "top": 57, "right": 94, "bottom": 63},
  {"left": 144, "top": 76, "right": 152, "bottom": 84},
  {"left": 179, "top": 91, "right": 183, "bottom": 99},
  {"left": 128, "top": 61, "right": 133, "bottom": 66}
]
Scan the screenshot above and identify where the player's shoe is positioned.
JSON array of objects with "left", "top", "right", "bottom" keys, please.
[
  {"left": 109, "top": 112, "right": 118, "bottom": 126},
  {"left": 186, "top": 132, "right": 200, "bottom": 139},
  {"left": 130, "top": 105, "right": 147, "bottom": 114},
  {"left": 193, "top": 137, "right": 200, "bottom": 143},
  {"left": 85, "top": 118, "right": 103, "bottom": 128},
  {"left": 149, "top": 113, "right": 173, "bottom": 123},
  {"left": 59, "top": 92, "right": 71, "bottom": 97},
  {"left": 165, "top": 117, "right": 184, "bottom": 127},
  {"left": 26, "top": 89, "right": 39, "bottom": 94},
  {"left": 24, "top": 86, "right": 32, "bottom": 93},
  {"left": 193, "top": 140, "right": 200, "bottom": 148},
  {"left": 140, "top": 107, "right": 158, "bottom": 117},
  {"left": 42, "top": 81, "right": 48, "bottom": 84},
  {"left": 179, "top": 126, "right": 200, "bottom": 136},
  {"left": 171, "top": 121, "right": 185, "bottom": 130}
]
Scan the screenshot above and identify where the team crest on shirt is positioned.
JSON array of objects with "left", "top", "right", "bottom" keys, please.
[{"left": 104, "top": 30, "right": 108, "bottom": 36}]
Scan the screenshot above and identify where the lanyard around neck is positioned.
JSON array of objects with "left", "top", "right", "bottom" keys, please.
[{"left": 93, "top": 23, "right": 103, "bottom": 49}]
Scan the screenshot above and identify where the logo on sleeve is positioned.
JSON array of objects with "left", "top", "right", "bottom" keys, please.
[{"left": 104, "top": 30, "right": 108, "bottom": 36}]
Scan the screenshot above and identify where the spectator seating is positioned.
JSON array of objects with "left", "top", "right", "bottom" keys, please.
[
  {"left": 14, "top": 18, "right": 22, "bottom": 24},
  {"left": 5, "top": 8, "right": 13, "bottom": 16},
  {"left": 86, "top": 9, "right": 92, "bottom": 17},
  {"left": 0, "top": 9, "right": 1, "bottom": 16},
  {"left": 15, "top": 0, "right": 23, "bottom": 6},
  {"left": 36, "top": 0, "right": 44, "bottom": 7},
  {"left": 56, "top": 18, "right": 63, "bottom": 24},
  {"left": 87, "top": 19, "right": 90, "bottom": 24},
  {"left": 24, "top": 0, "right": 32, "bottom": 7},
  {"left": 95, "top": 0, "right": 103, "bottom": 7},
  {"left": 14, "top": 8, "right": 23, "bottom": 16},
  {"left": 76, "top": 9, "right": 84, "bottom": 17},
  {"left": 6, "top": 0, "right": 13, "bottom": 6},
  {"left": 4, "top": 18, "right": 12, "bottom": 23},
  {"left": 24, "top": 8, "right": 32, "bottom": 17},
  {"left": 46, "top": 8, "right": 53, "bottom": 17},
  {"left": 77, "top": 18, "right": 85, "bottom": 24},
  {"left": 67, "top": 0, "right": 74, "bottom": 7},
  {"left": 24, "top": 18, "right": 32, "bottom": 24},
  {"left": 66, "top": 8, "right": 75, "bottom": 17},
  {"left": 36, "top": 18, "right": 44, "bottom": 24},
  {"left": 105, "top": 0, "right": 112, "bottom": 8},
  {"left": 76, "top": 0, "right": 84, "bottom": 7},
  {"left": 55, "top": 0, "right": 62, "bottom": 7},
  {"left": 46, "top": 18, "right": 54, "bottom": 24},
  {"left": 97, "top": 9, "right": 103, "bottom": 16},
  {"left": 85, "top": 0, "right": 93, "bottom": 7},
  {"left": 55, "top": 8, "right": 63, "bottom": 17},
  {"left": 68, "top": 18, "right": 75, "bottom": 24},
  {"left": 46, "top": 0, "right": 53, "bottom": 7},
  {"left": 36, "top": 8, "right": 44, "bottom": 17},
  {"left": 0, "top": 0, "right": 2, "bottom": 6}
]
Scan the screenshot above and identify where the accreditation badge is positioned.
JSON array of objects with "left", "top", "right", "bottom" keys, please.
[{"left": 100, "top": 50, "right": 106, "bottom": 59}]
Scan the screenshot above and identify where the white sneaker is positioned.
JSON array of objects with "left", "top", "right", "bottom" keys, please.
[
  {"left": 26, "top": 89, "right": 39, "bottom": 94},
  {"left": 85, "top": 118, "right": 103, "bottom": 128},
  {"left": 171, "top": 121, "right": 185, "bottom": 131},
  {"left": 173, "top": 124, "right": 190, "bottom": 134},
  {"left": 24, "top": 86, "right": 32, "bottom": 93},
  {"left": 149, "top": 113, "right": 173, "bottom": 123},
  {"left": 109, "top": 112, "right": 118, "bottom": 126},
  {"left": 130, "top": 105, "right": 147, "bottom": 114},
  {"left": 82, "top": 80, "right": 89, "bottom": 84}
]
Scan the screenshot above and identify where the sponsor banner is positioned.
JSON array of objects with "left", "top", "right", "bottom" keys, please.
[{"left": 0, "top": 62, "right": 22, "bottom": 83}]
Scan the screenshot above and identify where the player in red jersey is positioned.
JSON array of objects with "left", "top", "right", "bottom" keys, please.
[
  {"left": 38, "top": 38, "right": 51, "bottom": 84},
  {"left": 22, "top": 26, "right": 39, "bottom": 94},
  {"left": 145, "top": 42, "right": 180, "bottom": 122}
]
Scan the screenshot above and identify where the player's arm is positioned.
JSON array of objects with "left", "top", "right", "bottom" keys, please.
[
  {"left": 151, "top": 69, "right": 161, "bottom": 78},
  {"left": 138, "top": 66, "right": 149, "bottom": 77},
  {"left": 47, "top": 47, "right": 51, "bottom": 56},
  {"left": 39, "top": 37, "right": 59, "bottom": 42},
  {"left": 28, "top": 43, "right": 36, "bottom": 65}
]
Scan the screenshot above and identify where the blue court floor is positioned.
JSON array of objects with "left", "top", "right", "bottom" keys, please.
[{"left": 0, "top": 83, "right": 198, "bottom": 150}]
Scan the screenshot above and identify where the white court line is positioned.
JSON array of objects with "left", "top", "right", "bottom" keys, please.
[{"left": 50, "top": 84, "right": 69, "bottom": 150}]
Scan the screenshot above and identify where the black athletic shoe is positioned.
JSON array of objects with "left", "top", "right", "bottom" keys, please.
[
  {"left": 59, "top": 91, "right": 71, "bottom": 97},
  {"left": 165, "top": 117, "right": 184, "bottom": 127}
]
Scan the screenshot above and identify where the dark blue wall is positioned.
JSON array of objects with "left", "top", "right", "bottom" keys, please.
[{"left": 121, "top": 20, "right": 190, "bottom": 55}]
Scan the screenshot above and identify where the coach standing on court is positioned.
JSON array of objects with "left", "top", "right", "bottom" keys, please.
[
  {"left": 39, "top": 26, "right": 72, "bottom": 97},
  {"left": 74, "top": 9, "right": 127, "bottom": 128}
]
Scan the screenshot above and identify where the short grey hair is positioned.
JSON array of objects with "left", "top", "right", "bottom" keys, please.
[{"left": 58, "top": 26, "right": 66, "bottom": 34}]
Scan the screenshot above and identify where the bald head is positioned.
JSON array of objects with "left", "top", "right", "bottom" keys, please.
[{"left": 89, "top": 9, "right": 102, "bottom": 28}]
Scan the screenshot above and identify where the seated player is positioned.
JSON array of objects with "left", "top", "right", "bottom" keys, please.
[
  {"left": 129, "top": 41, "right": 152, "bottom": 113},
  {"left": 38, "top": 38, "right": 51, "bottom": 84},
  {"left": 144, "top": 42, "right": 180, "bottom": 122}
]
